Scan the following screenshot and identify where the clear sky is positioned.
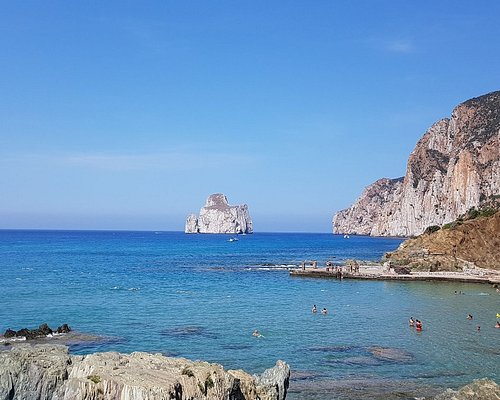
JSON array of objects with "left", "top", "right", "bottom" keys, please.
[{"left": 1, "top": 1, "right": 499, "bottom": 232}]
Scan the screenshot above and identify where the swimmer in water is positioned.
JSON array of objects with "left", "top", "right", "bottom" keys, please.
[
  {"left": 321, "top": 308, "right": 328, "bottom": 315},
  {"left": 415, "top": 320, "right": 422, "bottom": 332},
  {"left": 495, "top": 321, "right": 500, "bottom": 328},
  {"left": 252, "top": 330, "right": 262, "bottom": 337},
  {"left": 312, "top": 305, "right": 317, "bottom": 313},
  {"left": 477, "top": 326, "right": 481, "bottom": 332},
  {"left": 409, "top": 317, "right": 415, "bottom": 327},
  {"left": 467, "top": 314, "right": 473, "bottom": 320}
]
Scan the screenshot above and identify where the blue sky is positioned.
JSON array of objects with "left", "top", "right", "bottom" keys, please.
[{"left": 1, "top": 1, "right": 499, "bottom": 232}]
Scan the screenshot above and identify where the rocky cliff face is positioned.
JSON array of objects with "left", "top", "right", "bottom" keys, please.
[
  {"left": 385, "top": 211, "right": 500, "bottom": 271},
  {"left": 185, "top": 194, "right": 253, "bottom": 234},
  {"left": 0, "top": 344, "right": 289, "bottom": 400},
  {"left": 333, "top": 91, "right": 500, "bottom": 236}
]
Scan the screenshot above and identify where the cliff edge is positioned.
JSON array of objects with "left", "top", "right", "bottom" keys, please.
[
  {"left": 333, "top": 90, "right": 500, "bottom": 236},
  {"left": 185, "top": 193, "right": 253, "bottom": 234}
]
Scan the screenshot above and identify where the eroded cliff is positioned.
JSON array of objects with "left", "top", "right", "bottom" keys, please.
[{"left": 333, "top": 91, "right": 500, "bottom": 236}]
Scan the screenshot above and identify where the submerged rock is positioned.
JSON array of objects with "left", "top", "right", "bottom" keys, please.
[
  {"left": 185, "top": 193, "right": 253, "bottom": 234},
  {"left": 0, "top": 344, "right": 290, "bottom": 400}
]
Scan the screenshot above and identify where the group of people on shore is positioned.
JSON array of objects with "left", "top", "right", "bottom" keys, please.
[{"left": 312, "top": 305, "right": 328, "bottom": 314}]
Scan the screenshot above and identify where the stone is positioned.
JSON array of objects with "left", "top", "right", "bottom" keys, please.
[
  {"left": 57, "top": 324, "right": 71, "bottom": 334},
  {"left": 3, "top": 330, "right": 15, "bottom": 339},
  {"left": 0, "top": 344, "right": 290, "bottom": 400},
  {"left": 333, "top": 90, "right": 500, "bottom": 237},
  {"left": 432, "top": 378, "right": 500, "bottom": 399},
  {"left": 3, "top": 323, "right": 68, "bottom": 341},
  {"left": 185, "top": 193, "right": 253, "bottom": 234}
]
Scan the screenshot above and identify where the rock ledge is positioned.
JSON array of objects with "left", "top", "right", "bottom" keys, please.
[{"left": 0, "top": 344, "right": 289, "bottom": 400}]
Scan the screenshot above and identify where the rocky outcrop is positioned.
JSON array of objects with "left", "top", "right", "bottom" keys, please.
[
  {"left": 385, "top": 211, "right": 500, "bottom": 271},
  {"left": 185, "top": 194, "right": 253, "bottom": 234},
  {"left": 333, "top": 91, "right": 500, "bottom": 236},
  {"left": 432, "top": 379, "right": 500, "bottom": 400},
  {"left": 0, "top": 344, "right": 289, "bottom": 400},
  {"left": 3, "top": 323, "right": 71, "bottom": 341}
]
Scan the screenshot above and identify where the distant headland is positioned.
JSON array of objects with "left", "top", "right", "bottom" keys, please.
[{"left": 333, "top": 90, "right": 500, "bottom": 237}]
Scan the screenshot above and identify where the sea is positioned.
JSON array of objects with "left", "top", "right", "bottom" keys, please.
[{"left": 1, "top": 230, "right": 499, "bottom": 399}]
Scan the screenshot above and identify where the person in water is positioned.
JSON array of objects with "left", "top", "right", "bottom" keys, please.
[
  {"left": 415, "top": 320, "right": 422, "bottom": 331},
  {"left": 321, "top": 308, "right": 328, "bottom": 315},
  {"left": 495, "top": 321, "right": 500, "bottom": 328},
  {"left": 252, "top": 330, "right": 262, "bottom": 337},
  {"left": 409, "top": 317, "right": 415, "bottom": 327},
  {"left": 467, "top": 314, "right": 473, "bottom": 320},
  {"left": 312, "top": 305, "right": 317, "bottom": 313}
]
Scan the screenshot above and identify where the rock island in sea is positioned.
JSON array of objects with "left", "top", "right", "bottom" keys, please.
[{"left": 185, "top": 193, "right": 253, "bottom": 234}]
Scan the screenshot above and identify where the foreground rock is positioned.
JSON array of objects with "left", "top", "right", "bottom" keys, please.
[
  {"left": 185, "top": 193, "right": 253, "bottom": 234},
  {"left": 432, "top": 379, "right": 500, "bottom": 399},
  {"left": 386, "top": 211, "right": 500, "bottom": 271},
  {"left": 333, "top": 90, "right": 500, "bottom": 236},
  {"left": 0, "top": 344, "right": 289, "bottom": 400}
]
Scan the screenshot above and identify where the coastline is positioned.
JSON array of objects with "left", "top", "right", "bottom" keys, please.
[{"left": 290, "top": 264, "right": 500, "bottom": 285}]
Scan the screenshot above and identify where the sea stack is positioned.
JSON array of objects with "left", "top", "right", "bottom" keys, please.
[
  {"left": 333, "top": 90, "right": 500, "bottom": 237},
  {"left": 185, "top": 193, "right": 253, "bottom": 234}
]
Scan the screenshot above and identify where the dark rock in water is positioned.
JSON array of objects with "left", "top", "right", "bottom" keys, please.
[
  {"left": 2, "top": 323, "right": 70, "bottom": 341},
  {"left": 3, "top": 329, "right": 16, "bottom": 338},
  {"left": 57, "top": 324, "right": 71, "bottom": 334},
  {"left": 38, "top": 323, "right": 53, "bottom": 336},
  {"left": 16, "top": 328, "right": 36, "bottom": 339},
  {"left": 160, "top": 325, "right": 218, "bottom": 339},
  {"left": 368, "top": 347, "right": 414, "bottom": 363}
]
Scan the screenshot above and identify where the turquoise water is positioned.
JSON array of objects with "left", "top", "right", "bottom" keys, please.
[{"left": 1, "top": 230, "right": 499, "bottom": 399}]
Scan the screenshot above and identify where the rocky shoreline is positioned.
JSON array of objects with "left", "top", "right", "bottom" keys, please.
[
  {"left": 0, "top": 344, "right": 289, "bottom": 400},
  {"left": 0, "top": 343, "right": 498, "bottom": 399}
]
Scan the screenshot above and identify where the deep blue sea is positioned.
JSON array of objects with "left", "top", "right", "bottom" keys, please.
[{"left": 1, "top": 230, "right": 499, "bottom": 399}]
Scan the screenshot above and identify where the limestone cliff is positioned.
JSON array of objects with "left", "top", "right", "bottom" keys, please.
[
  {"left": 0, "top": 344, "right": 289, "bottom": 400},
  {"left": 333, "top": 90, "right": 500, "bottom": 236},
  {"left": 185, "top": 194, "right": 253, "bottom": 234},
  {"left": 385, "top": 211, "right": 500, "bottom": 271}
]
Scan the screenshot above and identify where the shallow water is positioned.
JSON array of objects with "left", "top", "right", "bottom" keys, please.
[{"left": 1, "top": 230, "right": 498, "bottom": 398}]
